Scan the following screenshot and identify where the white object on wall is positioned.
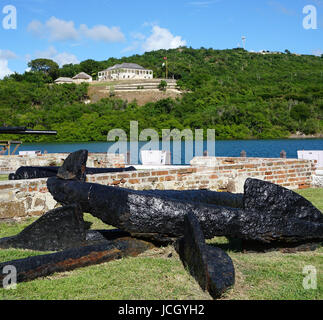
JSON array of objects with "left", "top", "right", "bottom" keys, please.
[
  {"left": 298, "top": 150, "right": 323, "bottom": 168},
  {"left": 19, "top": 151, "right": 41, "bottom": 156},
  {"left": 141, "top": 150, "right": 167, "bottom": 166}
]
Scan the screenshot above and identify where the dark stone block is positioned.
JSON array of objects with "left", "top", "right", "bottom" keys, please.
[
  {"left": 0, "top": 205, "right": 86, "bottom": 251},
  {"left": 176, "top": 213, "right": 235, "bottom": 299},
  {"left": 57, "top": 149, "right": 88, "bottom": 182}
]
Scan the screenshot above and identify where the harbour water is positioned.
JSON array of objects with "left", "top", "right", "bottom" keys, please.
[{"left": 16, "top": 139, "right": 323, "bottom": 165}]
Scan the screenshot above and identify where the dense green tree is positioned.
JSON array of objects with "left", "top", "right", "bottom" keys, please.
[
  {"left": 79, "top": 59, "right": 101, "bottom": 79},
  {"left": 27, "top": 59, "right": 59, "bottom": 81},
  {"left": 1, "top": 48, "right": 323, "bottom": 142},
  {"left": 290, "top": 103, "right": 312, "bottom": 122},
  {"left": 59, "top": 64, "right": 81, "bottom": 78}
]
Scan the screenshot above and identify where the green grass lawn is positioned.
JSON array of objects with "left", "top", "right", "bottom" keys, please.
[
  {"left": 0, "top": 175, "right": 8, "bottom": 181},
  {"left": 0, "top": 190, "right": 322, "bottom": 300}
]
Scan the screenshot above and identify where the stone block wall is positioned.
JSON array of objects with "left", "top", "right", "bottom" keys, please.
[
  {"left": 0, "top": 153, "right": 125, "bottom": 173},
  {"left": 0, "top": 157, "right": 316, "bottom": 221},
  {"left": 313, "top": 169, "right": 323, "bottom": 188},
  {"left": 0, "top": 178, "right": 56, "bottom": 220}
]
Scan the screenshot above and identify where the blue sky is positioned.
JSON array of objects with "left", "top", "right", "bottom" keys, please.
[{"left": 0, "top": 0, "right": 322, "bottom": 78}]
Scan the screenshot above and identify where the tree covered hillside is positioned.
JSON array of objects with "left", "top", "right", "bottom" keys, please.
[{"left": 1, "top": 47, "right": 323, "bottom": 142}]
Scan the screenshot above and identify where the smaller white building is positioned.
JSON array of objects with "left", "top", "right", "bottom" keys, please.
[
  {"left": 73, "top": 72, "right": 93, "bottom": 83},
  {"left": 55, "top": 72, "right": 92, "bottom": 85},
  {"left": 98, "top": 63, "right": 153, "bottom": 81},
  {"left": 54, "top": 77, "right": 74, "bottom": 84}
]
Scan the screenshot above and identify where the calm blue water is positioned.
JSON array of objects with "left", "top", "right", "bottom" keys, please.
[{"left": 17, "top": 139, "right": 323, "bottom": 165}]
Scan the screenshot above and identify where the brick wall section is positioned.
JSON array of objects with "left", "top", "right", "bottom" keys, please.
[
  {"left": 0, "top": 157, "right": 316, "bottom": 221},
  {"left": 190, "top": 157, "right": 316, "bottom": 192},
  {"left": 86, "top": 157, "right": 315, "bottom": 192},
  {"left": 0, "top": 153, "right": 125, "bottom": 173}
]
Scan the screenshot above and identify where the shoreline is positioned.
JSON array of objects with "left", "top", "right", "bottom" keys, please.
[
  {"left": 289, "top": 134, "right": 323, "bottom": 139},
  {"left": 19, "top": 136, "right": 323, "bottom": 144}
]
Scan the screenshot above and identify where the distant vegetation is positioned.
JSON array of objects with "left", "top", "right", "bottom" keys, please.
[{"left": 1, "top": 47, "right": 323, "bottom": 142}]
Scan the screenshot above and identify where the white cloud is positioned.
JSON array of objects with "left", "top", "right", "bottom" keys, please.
[
  {"left": 142, "top": 26, "right": 187, "bottom": 52},
  {"left": 0, "top": 49, "right": 18, "bottom": 60},
  {"left": 80, "top": 24, "right": 125, "bottom": 43},
  {"left": 0, "top": 59, "right": 13, "bottom": 79},
  {"left": 131, "top": 32, "right": 146, "bottom": 41},
  {"left": 54, "top": 52, "right": 80, "bottom": 66},
  {"left": 28, "top": 17, "right": 78, "bottom": 41},
  {"left": 27, "top": 20, "right": 45, "bottom": 37},
  {"left": 35, "top": 46, "right": 58, "bottom": 59},
  {"left": 0, "top": 49, "right": 17, "bottom": 79},
  {"left": 28, "top": 17, "right": 125, "bottom": 43},
  {"left": 142, "top": 21, "right": 159, "bottom": 28},
  {"left": 122, "top": 26, "right": 187, "bottom": 54},
  {"left": 122, "top": 41, "right": 141, "bottom": 53},
  {"left": 121, "top": 32, "right": 147, "bottom": 53},
  {"left": 188, "top": 1, "right": 220, "bottom": 8},
  {"left": 33, "top": 46, "right": 80, "bottom": 67},
  {"left": 312, "top": 49, "right": 323, "bottom": 56},
  {"left": 46, "top": 17, "right": 79, "bottom": 41}
]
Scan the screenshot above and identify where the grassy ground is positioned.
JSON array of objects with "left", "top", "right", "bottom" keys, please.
[
  {"left": 0, "top": 175, "right": 8, "bottom": 181},
  {"left": 0, "top": 189, "right": 322, "bottom": 300}
]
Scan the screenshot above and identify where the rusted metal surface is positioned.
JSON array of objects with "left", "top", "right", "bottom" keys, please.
[
  {"left": 57, "top": 150, "right": 88, "bottom": 182},
  {"left": 175, "top": 213, "right": 235, "bottom": 299},
  {"left": 9, "top": 166, "right": 137, "bottom": 181},
  {"left": 0, "top": 205, "right": 86, "bottom": 252},
  {"left": 0, "top": 238, "right": 154, "bottom": 287},
  {"left": 47, "top": 176, "right": 323, "bottom": 244}
]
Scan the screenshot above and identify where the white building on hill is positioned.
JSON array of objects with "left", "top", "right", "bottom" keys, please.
[
  {"left": 54, "top": 72, "right": 92, "bottom": 85},
  {"left": 98, "top": 63, "right": 153, "bottom": 81},
  {"left": 73, "top": 72, "right": 93, "bottom": 83},
  {"left": 54, "top": 77, "right": 74, "bottom": 84}
]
